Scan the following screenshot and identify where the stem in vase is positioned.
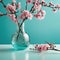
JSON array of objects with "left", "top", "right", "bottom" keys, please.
[{"left": 16, "top": 19, "right": 26, "bottom": 39}]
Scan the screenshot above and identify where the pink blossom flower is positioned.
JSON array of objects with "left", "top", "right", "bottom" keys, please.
[
  {"left": 35, "top": 44, "right": 49, "bottom": 52},
  {"left": 56, "top": 4, "right": 60, "bottom": 9},
  {"left": 34, "top": 10, "right": 46, "bottom": 20},
  {"left": 43, "top": 45, "right": 48, "bottom": 50},
  {"left": 7, "top": 14, "right": 18, "bottom": 23},
  {"left": 19, "top": 10, "right": 33, "bottom": 20},
  {"left": 33, "top": 0, "right": 41, "bottom": 11},
  {"left": 41, "top": 0, "right": 47, "bottom": 6},
  {"left": 37, "top": 45, "right": 42, "bottom": 52},
  {"left": 41, "top": 10, "right": 46, "bottom": 15},
  {"left": 6, "top": 4, "right": 16, "bottom": 13},
  {"left": 26, "top": 0, "right": 32, "bottom": 4},
  {"left": 34, "top": 14, "right": 45, "bottom": 20},
  {"left": 34, "top": 1, "right": 41, "bottom": 11}
]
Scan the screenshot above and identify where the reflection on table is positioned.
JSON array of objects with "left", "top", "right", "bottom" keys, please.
[{"left": 0, "top": 44, "right": 60, "bottom": 60}]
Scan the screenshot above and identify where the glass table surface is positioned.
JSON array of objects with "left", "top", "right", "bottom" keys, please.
[{"left": 0, "top": 44, "right": 60, "bottom": 60}]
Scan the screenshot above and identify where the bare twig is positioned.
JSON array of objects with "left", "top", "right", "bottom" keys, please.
[{"left": 48, "top": 48, "right": 60, "bottom": 51}]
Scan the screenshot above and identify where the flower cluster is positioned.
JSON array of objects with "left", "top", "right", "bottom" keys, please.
[
  {"left": 34, "top": 44, "right": 49, "bottom": 52},
  {"left": 19, "top": 10, "right": 33, "bottom": 20},
  {"left": 34, "top": 10, "right": 46, "bottom": 20},
  {"left": 6, "top": 1, "right": 21, "bottom": 23},
  {"left": 0, "top": 0, "right": 60, "bottom": 23}
]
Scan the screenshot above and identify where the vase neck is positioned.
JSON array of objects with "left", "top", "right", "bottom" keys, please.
[
  {"left": 21, "top": 23, "right": 25, "bottom": 33},
  {"left": 17, "top": 22, "right": 25, "bottom": 33}
]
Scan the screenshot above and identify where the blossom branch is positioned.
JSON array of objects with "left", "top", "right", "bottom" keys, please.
[
  {"left": 0, "top": 0, "right": 60, "bottom": 40},
  {"left": 41, "top": 2, "right": 59, "bottom": 10},
  {"left": 0, "top": 12, "right": 18, "bottom": 16}
]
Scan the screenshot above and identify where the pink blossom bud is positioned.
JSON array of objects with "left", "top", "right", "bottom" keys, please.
[
  {"left": 26, "top": 0, "right": 32, "bottom": 4},
  {"left": 49, "top": 2, "right": 54, "bottom": 6},
  {"left": 41, "top": 0, "right": 47, "bottom": 6},
  {"left": 56, "top": 4, "right": 60, "bottom": 9},
  {"left": 17, "top": 2, "right": 21, "bottom": 9},
  {"left": 12, "top": 0, "right": 16, "bottom": 3},
  {"left": 52, "top": 9, "right": 57, "bottom": 13}
]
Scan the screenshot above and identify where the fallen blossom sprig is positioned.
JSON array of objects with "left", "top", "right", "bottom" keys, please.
[{"left": 30, "top": 42, "right": 60, "bottom": 52}]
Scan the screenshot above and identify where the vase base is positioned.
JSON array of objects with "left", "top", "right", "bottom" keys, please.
[{"left": 12, "top": 44, "right": 28, "bottom": 50}]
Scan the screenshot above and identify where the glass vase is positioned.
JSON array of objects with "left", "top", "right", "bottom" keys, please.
[{"left": 12, "top": 23, "right": 30, "bottom": 50}]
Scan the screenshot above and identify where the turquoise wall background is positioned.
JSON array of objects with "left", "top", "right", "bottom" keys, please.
[{"left": 0, "top": 0, "right": 60, "bottom": 44}]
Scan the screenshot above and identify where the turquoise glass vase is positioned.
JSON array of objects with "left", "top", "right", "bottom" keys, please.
[{"left": 12, "top": 23, "right": 30, "bottom": 50}]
